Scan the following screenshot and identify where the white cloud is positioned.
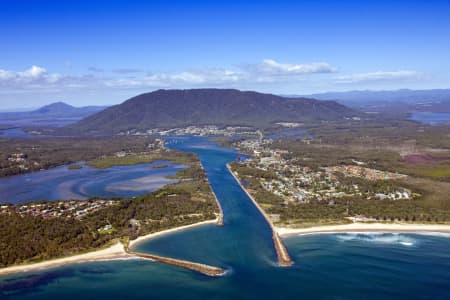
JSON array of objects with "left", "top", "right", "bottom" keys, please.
[
  {"left": 335, "top": 70, "right": 421, "bottom": 83},
  {"left": 20, "top": 65, "right": 47, "bottom": 78},
  {"left": 0, "top": 65, "right": 58, "bottom": 86},
  {"left": 146, "top": 68, "right": 241, "bottom": 85},
  {"left": 0, "top": 66, "right": 99, "bottom": 90},
  {"left": 0, "top": 60, "right": 336, "bottom": 91},
  {"left": 0, "top": 64, "right": 428, "bottom": 100},
  {"left": 106, "top": 59, "right": 336, "bottom": 88},
  {"left": 246, "top": 59, "right": 337, "bottom": 75},
  {"left": 0, "top": 63, "right": 427, "bottom": 95},
  {"left": 0, "top": 69, "right": 14, "bottom": 81},
  {"left": 105, "top": 68, "right": 243, "bottom": 88}
]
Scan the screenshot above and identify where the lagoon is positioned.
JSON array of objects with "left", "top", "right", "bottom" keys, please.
[
  {"left": 410, "top": 112, "right": 450, "bottom": 125},
  {"left": 0, "top": 160, "right": 185, "bottom": 204}
]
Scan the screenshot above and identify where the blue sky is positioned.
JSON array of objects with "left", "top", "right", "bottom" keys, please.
[{"left": 0, "top": 0, "right": 449, "bottom": 109}]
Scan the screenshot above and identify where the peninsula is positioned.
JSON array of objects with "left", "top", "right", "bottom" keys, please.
[{"left": 0, "top": 220, "right": 226, "bottom": 277}]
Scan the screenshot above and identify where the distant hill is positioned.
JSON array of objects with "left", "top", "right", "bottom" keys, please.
[
  {"left": 67, "top": 89, "right": 357, "bottom": 134},
  {"left": 0, "top": 102, "right": 107, "bottom": 127},
  {"left": 303, "top": 89, "right": 450, "bottom": 113},
  {"left": 32, "top": 102, "right": 78, "bottom": 114},
  {"left": 31, "top": 101, "right": 106, "bottom": 116}
]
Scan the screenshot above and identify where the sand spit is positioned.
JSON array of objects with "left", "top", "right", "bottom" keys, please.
[{"left": 0, "top": 220, "right": 224, "bottom": 277}]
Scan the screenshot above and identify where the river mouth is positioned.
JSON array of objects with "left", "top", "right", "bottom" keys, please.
[{"left": 134, "top": 136, "right": 278, "bottom": 269}]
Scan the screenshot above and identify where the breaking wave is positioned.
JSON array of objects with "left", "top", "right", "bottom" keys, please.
[{"left": 335, "top": 233, "right": 416, "bottom": 247}]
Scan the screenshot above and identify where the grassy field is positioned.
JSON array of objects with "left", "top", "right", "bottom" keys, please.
[
  {"left": 68, "top": 164, "right": 82, "bottom": 170},
  {"left": 406, "top": 165, "right": 450, "bottom": 179},
  {"left": 87, "top": 150, "right": 199, "bottom": 169},
  {"left": 87, "top": 154, "right": 164, "bottom": 168}
]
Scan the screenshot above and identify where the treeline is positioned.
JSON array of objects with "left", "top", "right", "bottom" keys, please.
[
  {"left": 229, "top": 163, "right": 278, "bottom": 180},
  {"left": 271, "top": 140, "right": 401, "bottom": 172},
  {"left": 334, "top": 174, "right": 405, "bottom": 194},
  {"left": 267, "top": 196, "right": 450, "bottom": 225}
]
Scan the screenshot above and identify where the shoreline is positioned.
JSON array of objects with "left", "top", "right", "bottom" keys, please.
[
  {"left": 209, "top": 184, "right": 224, "bottom": 226},
  {"left": 276, "top": 223, "right": 450, "bottom": 237},
  {"left": 0, "top": 219, "right": 219, "bottom": 277},
  {"left": 0, "top": 242, "right": 132, "bottom": 276},
  {"left": 198, "top": 161, "right": 224, "bottom": 226},
  {"left": 227, "top": 164, "right": 293, "bottom": 266}
]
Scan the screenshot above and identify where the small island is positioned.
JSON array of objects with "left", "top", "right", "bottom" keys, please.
[{"left": 68, "top": 164, "right": 82, "bottom": 170}]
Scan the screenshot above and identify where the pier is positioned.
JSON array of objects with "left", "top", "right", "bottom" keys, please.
[{"left": 129, "top": 250, "right": 226, "bottom": 276}]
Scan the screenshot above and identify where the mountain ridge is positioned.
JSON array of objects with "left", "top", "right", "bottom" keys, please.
[{"left": 301, "top": 89, "right": 450, "bottom": 113}]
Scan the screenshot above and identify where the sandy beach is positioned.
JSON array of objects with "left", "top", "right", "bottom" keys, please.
[
  {"left": 0, "top": 219, "right": 218, "bottom": 276},
  {"left": 277, "top": 223, "right": 450, "bottom": 237},
  {"left": 0, "top": 242, "right": 132, "bottom": 276}
]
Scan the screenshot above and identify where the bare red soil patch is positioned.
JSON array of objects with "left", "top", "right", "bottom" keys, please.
[{"left": 403, "top": 154, "right": 445, "bottom": 165}]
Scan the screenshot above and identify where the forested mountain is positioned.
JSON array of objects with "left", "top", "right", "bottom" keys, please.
[{"left": 68, "top": 89, "right": 356, "bottom": 134}]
